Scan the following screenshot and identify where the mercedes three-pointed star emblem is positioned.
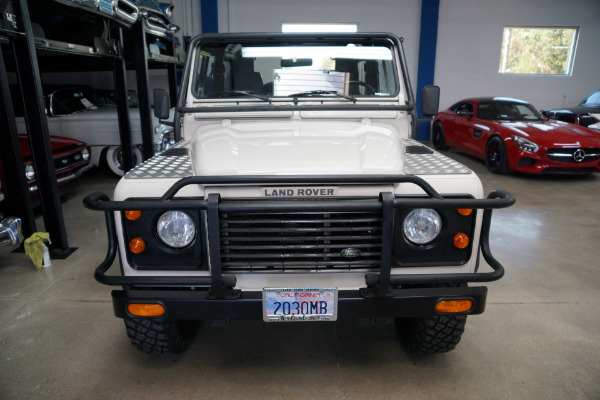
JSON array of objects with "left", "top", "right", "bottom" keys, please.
[{"left": 573, "top": 149, "right": 586, "bottom": 163}]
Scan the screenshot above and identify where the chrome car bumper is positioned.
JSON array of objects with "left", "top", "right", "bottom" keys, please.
[{"left": 0, "top": 216, "right": 23, "bottom": 248}]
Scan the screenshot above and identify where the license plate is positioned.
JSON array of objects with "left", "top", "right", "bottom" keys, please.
[
  {"left": 263, "top": 288, "right": 338, "bottom": 322},
  {"left": 99, "top": 0, "right": 114, "bottom": 14}
]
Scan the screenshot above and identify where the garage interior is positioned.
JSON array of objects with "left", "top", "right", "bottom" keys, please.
[{"left": 1, "top": 0, "right": 599, "bottom": 399}]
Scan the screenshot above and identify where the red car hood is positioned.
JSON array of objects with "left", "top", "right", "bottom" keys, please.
[
  {"left": 497, "top": 121, "right": 600, "bottom": 148},
  {"left": 18, "top": 134, "right": 86, "bottom": 158}
]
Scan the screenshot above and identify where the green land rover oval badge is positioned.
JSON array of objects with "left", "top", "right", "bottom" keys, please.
[{"left": 340, "top": 248, "right": 361, "bottom": 258}]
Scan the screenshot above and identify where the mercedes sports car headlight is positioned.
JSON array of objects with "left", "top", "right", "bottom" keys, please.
[
  {"left": 403, "top": 209, "right": 442, "bottom": 245},
  {"left": 511, "top": 135, "right": 539, "bottom": 152},
  {"left": 156, "top": 211, "right": 196, "bottom": 248},
  {"left": 25, "top": 164, "right": 36, "bottom": 181}
]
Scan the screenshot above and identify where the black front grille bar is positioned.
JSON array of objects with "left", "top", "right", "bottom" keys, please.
[{"left": 83, "top": 174, "right": 515, "bottom": 298}]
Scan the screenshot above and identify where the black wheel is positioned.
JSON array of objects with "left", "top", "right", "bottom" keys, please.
[
  {"left": 431, "top": 122, "right": 449, "bottom": 150},
  {"left": 396, "top": 314, "right": 467, "bottom": 354},
  {"left": 485, "top": 137, "right": 509, "bottom": 174},
  {"left": 124, "top": 318, "right": 196, "bottom": 355}
]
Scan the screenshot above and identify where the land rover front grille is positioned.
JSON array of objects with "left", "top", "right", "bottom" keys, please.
[{"left": 219, "top": 211, "right": 383, "bottom": 271}]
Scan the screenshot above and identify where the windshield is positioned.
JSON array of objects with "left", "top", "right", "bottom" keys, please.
[
  {"left": 477, "top": 101, "right": 544, "bottom": 121},
  {"left": 50, "top": 87, "right": 106, "bottom": 115},
  {"left": 190, "top": 39, "right": 399, "bottom": 99},
  {"left": 580, "top": 91, "right": 600, "bottom": 108}
]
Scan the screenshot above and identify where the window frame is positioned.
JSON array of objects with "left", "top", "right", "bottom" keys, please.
[{"left": 498, "top": 26, "right": 579, "bottom": 76}]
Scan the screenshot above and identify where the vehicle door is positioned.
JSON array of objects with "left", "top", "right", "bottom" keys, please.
[
  {"left": 469, "top": 102, "right": 496, "bottom": 158},
  {"left": 448, "top": 101, "right": 479, "bottom": 155}
]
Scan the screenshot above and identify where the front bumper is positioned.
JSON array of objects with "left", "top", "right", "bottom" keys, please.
[
  {"left": 511, "top": 147, "right": 600, "bottom": 174},
  {"left": 112, "top": 286, "right": 488, "bottom": 320},
  {"left": 0, "top": 216, "right": 23, "bottom": 248},
  {"left": 83, "top": 174, "right": 515, "bottom": 320}
]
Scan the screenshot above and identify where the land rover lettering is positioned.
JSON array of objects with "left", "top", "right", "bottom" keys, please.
[{"left": 263, "top": 188, "right": 336, "bottom": 197}]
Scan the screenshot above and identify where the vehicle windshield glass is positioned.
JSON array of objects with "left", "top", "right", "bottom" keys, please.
[
  {"left": 581, "top": 91, "right": 600, "bottom": 107},
  {"left": 477, "top": 101, "right": 544, "bottom": 121},
  {"left": 190, "top": 39, "right": 399, "bottom": 99},
  {"left": 51, "top": 87, "right": 106, "bottom": 115}
]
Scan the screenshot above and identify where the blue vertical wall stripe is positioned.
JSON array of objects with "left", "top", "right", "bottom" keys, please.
[
  {"left": 416, "top": 0, "right": 440, "bottom": 140},
  {"left": 201, "top": 0, "right": 219, "bottom": 33}
]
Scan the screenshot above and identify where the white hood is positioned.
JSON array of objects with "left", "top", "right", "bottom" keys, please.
[{"left": 190, "top": 120, "right": 404, "bottom": 175}]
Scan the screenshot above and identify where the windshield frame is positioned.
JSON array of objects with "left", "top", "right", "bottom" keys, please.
[
  {"left": 48, "top": 87, "right": 106, "bottom": 116},
  {"left": 183, "top": 32, "right": 407, "bottom": 106},
  {"left": 173, "top": 33, "right": 417, "bottom": 142}
]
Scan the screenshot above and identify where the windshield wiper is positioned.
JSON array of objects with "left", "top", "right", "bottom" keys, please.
[
  {"left": 288, "top": 90, "right": 356, "bottom": 103},
  {"left": 211, "top": 91, "right": 271, "bottom": 103}
]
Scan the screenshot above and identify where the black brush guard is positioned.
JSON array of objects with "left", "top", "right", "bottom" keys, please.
[{"left": 83, "top": 175, "right": 514, "bottom": 320}]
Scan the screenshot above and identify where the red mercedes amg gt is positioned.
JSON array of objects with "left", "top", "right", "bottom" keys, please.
[{"left": 432, "top": 97, "right": 600, "bottom": 174}]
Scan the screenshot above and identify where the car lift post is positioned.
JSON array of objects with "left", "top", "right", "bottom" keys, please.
[
  {"left": 0, "top": 41, "right": 37, "bottom": 238},
  {"left": 10, "top": 0, "right": 75, "bottom": 258}
]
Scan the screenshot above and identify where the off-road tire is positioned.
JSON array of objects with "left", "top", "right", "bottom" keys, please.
[
  {"left": 431, "top": 122, "right": 449, "bottom": 150},
  {"left": 396, "top": 314, "right": 467, "bottom": 354},
  {"left": 124, "top": 318, "right": 194, "bottom": 355},
  {"left": 485, "top": 137, "right": 509, "bottom": 174}
]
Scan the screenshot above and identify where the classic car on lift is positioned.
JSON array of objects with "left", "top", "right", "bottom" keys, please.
[
  {"left": 46, "top": 0, "right": 139, "bottom": 26},
  {"left": 541, "top": 90, "right": 600, "bottom": 133},
  {"left": 432, "top": 97, "right": 600, "bottom": 174},
  {"left": 0, "top": 134, "right": 92, "bottom": 206},
  {"left": 13, "top": 86, "right": 171, "bottom": 177},
  {"left": 135, "top": 0, "right": 179, "bottom": 37}
]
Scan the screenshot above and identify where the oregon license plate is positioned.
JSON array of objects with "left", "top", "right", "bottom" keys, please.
[{"left": 263, "top": 288, "right": 338, "bottom": 322}]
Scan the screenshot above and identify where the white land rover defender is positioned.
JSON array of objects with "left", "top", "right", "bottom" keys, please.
[{"left": 84, "top": 32, "right": 514, "bottom": 356}]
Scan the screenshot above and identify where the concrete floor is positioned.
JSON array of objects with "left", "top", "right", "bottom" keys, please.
[{"left": 1, "top": 150, "right": 599, "bottom": 400}]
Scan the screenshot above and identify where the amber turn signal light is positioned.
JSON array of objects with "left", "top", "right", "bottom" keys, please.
[
  {"left": 128, "top": 303, "right": 165, "bottom": 317},
  {"left": 129, "top": 237, "right": 146, "bottom": 254},
  {"left": 453, "top": 233, "right": 470, "bottom": 249},
  {"left": 125, "top": 210, "right": 142, "bottom": 220},
  {"left": 457, "top": 208, "right": 473, "bottom": 216},
  {"left": 436, "top": 299, "right": 473, "bottom": 313}
]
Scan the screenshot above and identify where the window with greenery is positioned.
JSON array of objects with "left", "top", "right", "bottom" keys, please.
[{"left": 499, "top": 27, "right": 578, "bottom": 75}]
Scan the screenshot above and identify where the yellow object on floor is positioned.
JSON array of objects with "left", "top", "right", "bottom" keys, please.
[{"left": 24, "top": 232, "right": 50, "bottom": 271}]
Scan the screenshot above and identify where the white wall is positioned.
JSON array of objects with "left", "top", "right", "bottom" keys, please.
[
  {"left": 435, "top": 0, "right": 600, "bottom": 110},
  {"left": 219, "top": 0, "right": 423, "bottom": 93}
]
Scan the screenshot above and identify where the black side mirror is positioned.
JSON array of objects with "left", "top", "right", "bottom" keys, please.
[
  {"left": 421, "top": 85, "right": 440, "bottom": 116},
  {"left": 153, "top": 89, "right": 170, "bottom": 120},
  {"left": 457, "top": 109, "right": 474, "bottom": 118}
]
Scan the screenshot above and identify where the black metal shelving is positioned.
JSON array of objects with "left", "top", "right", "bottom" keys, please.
[
  {"left": 0, "top": 0, "right": 178, "bottom": 258},
  {"left": 1, "top": 1, "right": 183, "bottom": 258}
]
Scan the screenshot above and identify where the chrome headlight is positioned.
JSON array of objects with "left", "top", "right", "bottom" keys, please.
[
  {"left": 81, "top": 148, "right": 90, "bottom": 161},
  {"left": 511, "top": 135, "right": 539, "bottom": 152},
  {"left": 153, "top": 123, "right": 172, "bottom": 138},
  {"left": 153, "top": 123, "right": 174, "bottom": 153},
  {"left": 156, "top": 211, "right": 196, "bottom": 248},
  {"left": 25, "top": 164, "right": 36, "bottom": 181},
  {"left": 403, "top": 209, "right": 442, "bottom": 245}
]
